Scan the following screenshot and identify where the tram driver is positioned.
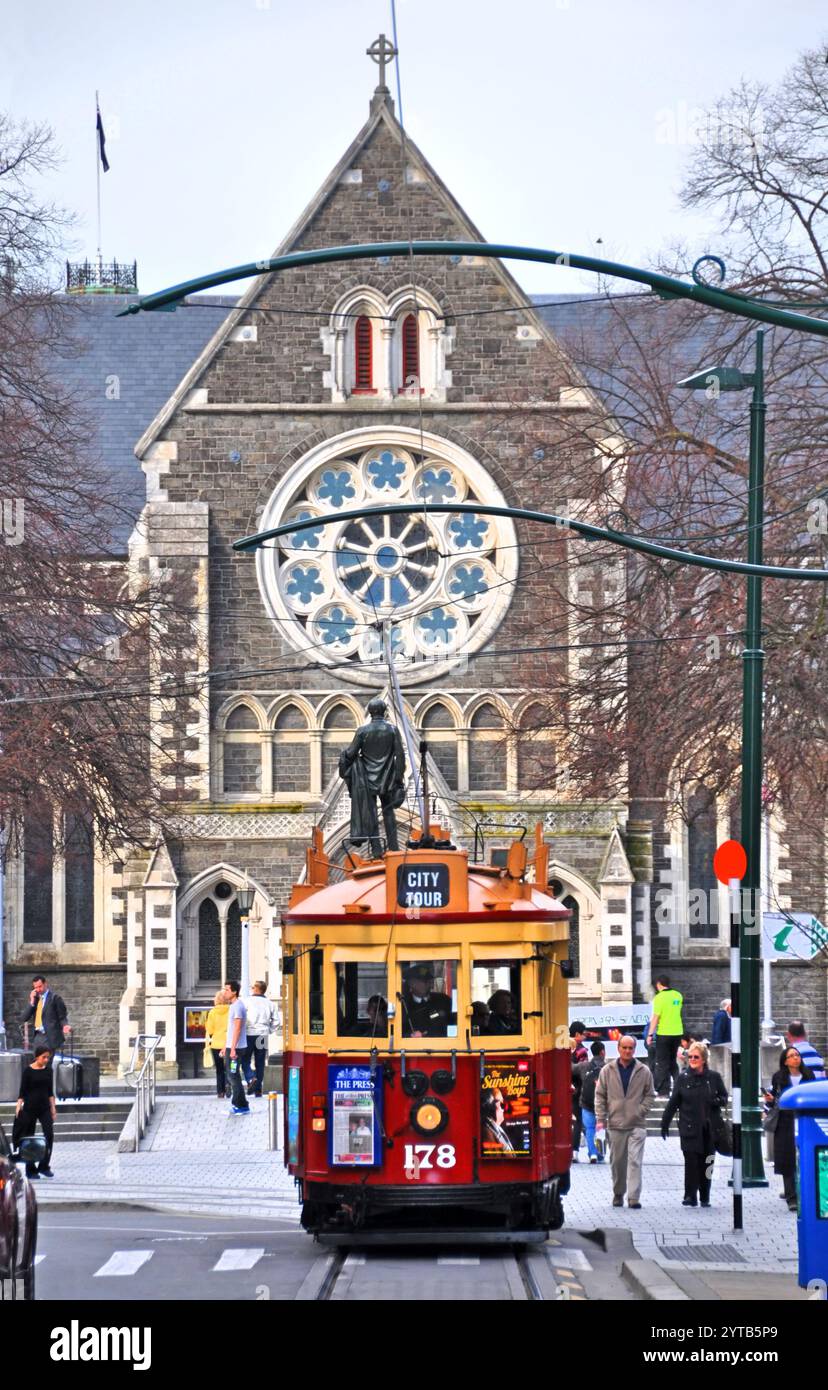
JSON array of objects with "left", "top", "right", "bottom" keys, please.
[{"left": 400, "top": 964, "right": 452, "bottom": 1038}]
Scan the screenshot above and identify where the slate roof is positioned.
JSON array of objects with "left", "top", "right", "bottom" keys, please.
[{"left": 52, "top": 293, "right": 238, "bottom": 548}]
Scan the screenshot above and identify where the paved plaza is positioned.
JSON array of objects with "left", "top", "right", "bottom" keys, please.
[{"left": 34, "top": 1096, "right": 806, "bottom": 1296}]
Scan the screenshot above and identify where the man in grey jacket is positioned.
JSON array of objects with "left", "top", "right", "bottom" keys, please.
[{"left": 594, "top": 1036, "right": 655, "bottom": 1209}]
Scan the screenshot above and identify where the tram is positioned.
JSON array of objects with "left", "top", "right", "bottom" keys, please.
[{"left": 282, "top": 823, "right": 574, "bottom": 1237}]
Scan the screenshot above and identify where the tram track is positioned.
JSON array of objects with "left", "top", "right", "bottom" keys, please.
[{"left": 298, "top": 1243, "right": 562, "bottom": 1301}]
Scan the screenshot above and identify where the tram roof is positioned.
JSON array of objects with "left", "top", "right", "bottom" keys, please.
[{"left": 283, "top": 848, "right": 571, "bottom": 925}]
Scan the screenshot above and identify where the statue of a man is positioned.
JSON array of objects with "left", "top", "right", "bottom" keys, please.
[{"left": 338, "top": 697, "right": 406, "bottom": 858}]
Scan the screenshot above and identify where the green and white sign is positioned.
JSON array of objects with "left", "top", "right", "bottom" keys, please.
[{"left": 762, "top": 911, "right": 828, "bottom": 962}]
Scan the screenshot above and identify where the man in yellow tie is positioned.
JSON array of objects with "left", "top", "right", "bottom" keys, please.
[{"left": 21, "top": 974, "right": 70, "bottom": 1052}]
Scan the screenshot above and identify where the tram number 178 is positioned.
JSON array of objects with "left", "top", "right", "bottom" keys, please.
[{"left": 404, "top": 1143, "right": 456, "bottom": 1169}]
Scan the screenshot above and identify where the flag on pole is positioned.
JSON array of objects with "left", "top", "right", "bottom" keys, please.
[{"left": 96, "top": 99, "right": 110, "bottom": 173}]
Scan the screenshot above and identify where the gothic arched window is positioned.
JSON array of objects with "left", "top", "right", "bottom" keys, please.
[
  {"left": 421, "top": 702, "right": 457, "bottom": 790},
  {"left": 354, "top": 316, "right": 373, "bottom": 392},
  {"left": 64, "top": 806, "right": 94, "bottom": 943},
  {"left": 222, "top": 703, "right": 262, "bottom": 797},
  {"left": 23, "top": 800, "right": 54, "bottom": 943},
  {"left": 272, "top": 704, "right": 310, "bottom": 793},
  {"left": 401, "top": 312, "right": 420, "bottom": 390},
  {"left": 518, "top": 703, "right": 556, "bottom": 790},
  {"left": 322, "top": 704, "right": 357, "bottom": 786},
  {"left": 687, "top": 785, "right": 718, "bottom": 939},
  {"left": 468, "top": 703, "right": 506, "bottom": 791}
]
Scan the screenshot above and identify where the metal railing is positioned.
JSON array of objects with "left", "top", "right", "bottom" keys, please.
[{"left": 123, "top": 1034, "right": 161, "bottom": 1153}]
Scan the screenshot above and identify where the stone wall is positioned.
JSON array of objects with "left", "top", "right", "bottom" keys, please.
[{"left": 3, "top": 964, "right": 126, "bottom": 1071}]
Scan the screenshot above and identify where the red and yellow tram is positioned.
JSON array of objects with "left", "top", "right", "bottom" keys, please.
[{"left": 282, "top": 825, "right": 573, "bottom": 1236}]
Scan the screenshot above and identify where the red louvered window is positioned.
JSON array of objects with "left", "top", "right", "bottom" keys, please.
[
  {"left": 401, "top": 313, "right": 420, "bottom": 390},
  {"left": 353, "top": 315, "right": 373, "bottom": 391}
]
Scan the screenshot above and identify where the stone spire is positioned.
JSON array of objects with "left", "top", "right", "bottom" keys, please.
[{"left": 366, "top": 32, "right": 397, "bottom": 114}]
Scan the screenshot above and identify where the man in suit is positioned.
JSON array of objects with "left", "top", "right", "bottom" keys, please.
[{"left": 20, "top": 974, "right": 71, "bottom": 1052}]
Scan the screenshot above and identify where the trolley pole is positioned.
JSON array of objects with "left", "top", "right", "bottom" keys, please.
[{"left": 729, "top": 875, "right": 744, "bottom": 1231}]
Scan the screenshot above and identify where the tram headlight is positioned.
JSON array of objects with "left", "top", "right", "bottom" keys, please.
[{"left": 410, "top": 1097, "right": 449, "bottom": 1137}]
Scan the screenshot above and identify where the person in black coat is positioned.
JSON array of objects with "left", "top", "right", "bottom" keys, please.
[
  {"left": 20, "top": 973, "right": 70, "bottom": 1052},
  {"left": 661, "top": 1041, "right": 728, "bottom": 1206},
  {"left": 764, "top": 1046, "right": 815, "bottom": 1210}
]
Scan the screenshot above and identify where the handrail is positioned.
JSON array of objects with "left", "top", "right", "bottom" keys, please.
[{"left": 123, "top": 1033, "right": 161, "bottom": 1153}]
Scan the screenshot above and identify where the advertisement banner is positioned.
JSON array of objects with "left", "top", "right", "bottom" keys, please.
[
  {"left": 183, "top": 1005, "right": 209, "bottom": 1043},
  {"left": 287, "top": 1066, "right": 300, "bottom": 1166},
  {"left": 480, "top": 1061, "right": 532, "bottom": 1159},
  {"left": 328, "top": 1064, "right": 382, "bottom": 1167}
]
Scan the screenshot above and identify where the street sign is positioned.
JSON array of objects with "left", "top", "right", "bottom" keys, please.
[{"left": 762, "top": 911, "right": 828, "bottom": 961}]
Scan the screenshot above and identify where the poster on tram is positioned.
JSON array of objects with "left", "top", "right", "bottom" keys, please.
[
  {"left": 480, "top": 1061, "right": 532, "bottom": 1159},
  {"left": 328, "top": 1064, "right": 382, "bottom": 1167}
]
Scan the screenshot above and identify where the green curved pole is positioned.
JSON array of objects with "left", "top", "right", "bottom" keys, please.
[
  {"left": 233, "top": 501, "right": 828, "bottom": 583},
  {"left": 118, "top": 240, "right": 828, "bottom": 339}
]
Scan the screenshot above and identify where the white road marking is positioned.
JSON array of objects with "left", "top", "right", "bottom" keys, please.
[
  {"left": 211, "top": 1247, "right": 266, "bottom": 1271},
  {"left": 93, "top": 1250, "right": 154, "bottom": 1277},
  {"left": 437, "top": 1257, "right": 480, "bottom": 1265},
  {"left": 549, "top": 1246, "right": 592, "bottom": 1271}
]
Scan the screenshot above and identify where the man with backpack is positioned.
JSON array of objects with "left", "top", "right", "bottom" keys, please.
[{"left": 578, "top": 1041, "right": 607, "bottom": 1163}]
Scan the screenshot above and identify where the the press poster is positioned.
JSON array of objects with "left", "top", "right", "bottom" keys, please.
[
  {"left": 328, "top": 1064, "right": 382, "bottom": 1167},
  {"left": 480, "top": 1061, "right": 532, "bottom": 1159}
]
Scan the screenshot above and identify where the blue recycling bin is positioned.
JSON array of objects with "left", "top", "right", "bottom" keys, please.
[{"left": 779, "top": 1079, "right": 828, "bottom": 1288}]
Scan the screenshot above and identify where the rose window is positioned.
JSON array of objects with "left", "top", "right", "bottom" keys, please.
[{"left": 255, "top": 429, "right": 518, "bottom": 685}]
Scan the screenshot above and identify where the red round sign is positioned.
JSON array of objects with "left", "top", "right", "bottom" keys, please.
[{"left": 713, "top": 839, "right": 747, "bottom": 884}]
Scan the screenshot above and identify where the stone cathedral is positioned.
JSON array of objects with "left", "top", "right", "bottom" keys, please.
[{"left": 3, "top": 46, "right": 825, "bottom": 1072}]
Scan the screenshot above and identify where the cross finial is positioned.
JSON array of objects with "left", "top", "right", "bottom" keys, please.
[{"left": 367, "top": 32, "right": 398, "bottom": 92}]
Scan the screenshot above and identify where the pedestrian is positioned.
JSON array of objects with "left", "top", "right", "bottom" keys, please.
[
  {"left": 20, "top": 973, "right": 72, "bottom": 1052},
  {"left": 578, "top": 1041, "right": 606, "bottom": 1163},
  {"left": 223, "top": 980, "right": 250, "bottom": 1115},
  {"left": 205, "top": 989, "right": 230, "bottom": 1099},
  {"left": 244, "top": 981, "right": 277, "bottom": 1098},
  {"left": 12, "top": 1043, "right": 57, "bottom": 1179},
  {"left": 710, "top": 999, "right": 732, "bottom": 1046},
  {"left": 595, "top": 1034, "right": 655, "bottom": 1209},
  {"left": 784, "top": 1021, "right": 825, "bottom": 1079},
  {"left": 764, "top": 1045, "right": 816, "bottom": 1210},
  {"left": 570, "top": 1021, "right": 588, "bottom": 1162},
  {"left": 660, "top": 1041, "right": 728, "bottom": 1208},
  {"left": 647, "top": 974, "right": 684, "bottom": 1096}
]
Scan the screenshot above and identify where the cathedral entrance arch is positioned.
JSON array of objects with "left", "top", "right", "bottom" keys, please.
[
  {"left": 548, "top": 864, "right": 602, "bottom": 1001},
  {"left": 178, "top": 864, "right": 275, "bottom": 997}
]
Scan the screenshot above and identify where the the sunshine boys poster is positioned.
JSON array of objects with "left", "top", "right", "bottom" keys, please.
[{"left": 480, "top": 1062, "right": 532, "bottom": 1159}]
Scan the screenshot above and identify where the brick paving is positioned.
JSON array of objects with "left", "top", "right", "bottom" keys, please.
[
  {"left": 37, "top": 1100, "right": 802, "bottom": 1286},
  {"left": 566, "top": 1133, "right": 799, "bottom": 1276}
]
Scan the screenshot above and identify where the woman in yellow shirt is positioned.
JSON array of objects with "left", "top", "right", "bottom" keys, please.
[{"left": 205, "top": 990, "right": 230, "bottom": 1098}]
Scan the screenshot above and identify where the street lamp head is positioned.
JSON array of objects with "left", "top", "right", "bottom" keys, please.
[
  {"left": 236, "top": 885, "right": 256, "bottom": 916},
  {"left": 677, "top": 364, "right": 752, "bottom": 392},
  {"left": 677, "top": 365, "right": 752, "bottom": 392}
]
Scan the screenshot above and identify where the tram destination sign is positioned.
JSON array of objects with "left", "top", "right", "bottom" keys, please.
[{"left": 397, "top": 864, "right": 450, "bottom": 910}]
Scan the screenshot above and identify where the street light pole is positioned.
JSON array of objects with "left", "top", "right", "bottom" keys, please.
[{"left": 740, "top": 330, "right": 768, "bottom": 1185}]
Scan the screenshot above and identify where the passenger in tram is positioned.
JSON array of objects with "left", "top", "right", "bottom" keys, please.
[
  {"left": 471, "top": 1000, "right": 491, "bottom": 1035},
  {"left": 358, "top": 994, "right": 388, "bottom": 1037},
  {"left": 487, "top": 990, "right": 519, "bottom": 1034},
  {"left": 400, "top": 965, "right": 452, "bottom": 1037}
]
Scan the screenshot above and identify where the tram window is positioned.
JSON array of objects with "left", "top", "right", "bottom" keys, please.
[
  {"left": 399, "top": 959, "right": 459, "bottom": 1038},
  {"left": 308, "top": 948, "right": 324, "bottom": 1034},
  {"left": 471, "top": 960, "right": 522, "bottom": 1035},
  {"left": 335, "top": 963, "right": 388, "bottom": 1037}
]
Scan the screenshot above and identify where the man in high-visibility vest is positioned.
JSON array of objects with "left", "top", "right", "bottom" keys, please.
[{"left": 647, "top": 974, "right": 684, "bottom": 1097}]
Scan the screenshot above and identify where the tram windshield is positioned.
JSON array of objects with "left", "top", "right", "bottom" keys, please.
[
  {"left": 398, "top": 959, "right": 459, "bottom": 1038},
  {"left": 336, "top": 962, "right": 388, "bottom": 1037},
  {"left": 471, "top": 960, "right": 522, "bottom": 1035}
]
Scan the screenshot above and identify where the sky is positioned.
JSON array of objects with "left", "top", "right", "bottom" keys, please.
[{"left": 3, "top": 0, "right": 824, "bottom": 297}]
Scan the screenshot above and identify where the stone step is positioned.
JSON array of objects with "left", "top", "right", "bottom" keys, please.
[{"left": 0, "top": 1099, "right": 131, "bottom": 1143}]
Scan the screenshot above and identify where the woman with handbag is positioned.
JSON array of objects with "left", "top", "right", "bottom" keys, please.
[
  {"left": 661, "top": 1041, "right": 728, "bottom": 1207},
  {"left": 763, "top": 1046, "right": 815, "bottom": 1210},
  {"left": 205, "top": 990, "right": 230, "bottom": 1099}
]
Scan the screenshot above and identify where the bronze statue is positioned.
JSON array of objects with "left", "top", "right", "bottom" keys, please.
[{"left": 338, "top": 697, "right": 406, "bottom": 857}]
